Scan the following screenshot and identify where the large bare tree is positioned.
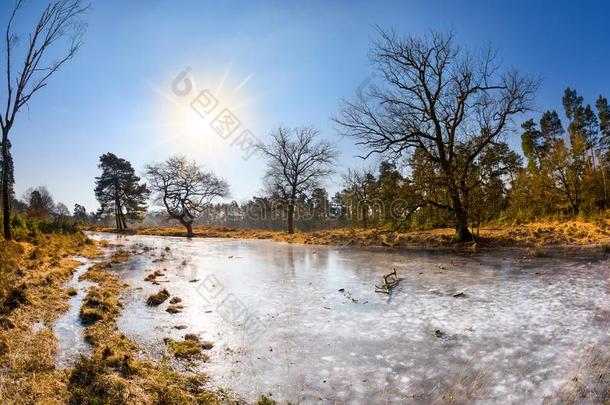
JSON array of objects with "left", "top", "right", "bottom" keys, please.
[
  {"left": 145, "top": 156, "right": 230, "bottom": 238},
  {"left": 257, "top": 127, "right": 337, "bottom": 234},
  {"left": 1, "top": 0, "right": 88, "bottom": 240},
  {"left": 334, "top": 29, "right": 538, "bottom": 241}
]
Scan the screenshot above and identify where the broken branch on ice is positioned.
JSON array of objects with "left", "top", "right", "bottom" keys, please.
[{"left": 375, "top": 269, "right": 401, "bottom": 294}]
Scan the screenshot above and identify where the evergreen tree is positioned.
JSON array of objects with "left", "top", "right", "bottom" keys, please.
[
  {"left": 539, "top": 111, "right": 564, "bottom": 149},
  {"left": 73, "top": 204, "right": 88, "bottom": 221},
  {"left": 94, "top": 153, "right": 149, "bottom": 230},
  {"left": 597, "top": 96, "right": 610, "bottom": 156},
  {"left": 521, "top": 119, "right": 543, "bottom": 169},
  {"left": 563, "top": 88, "right": 598, "bottom": 163},
  {"left": 24, "top": 186, "right": 55, "bottom": 219}
]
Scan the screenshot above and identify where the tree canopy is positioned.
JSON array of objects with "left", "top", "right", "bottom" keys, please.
[
  {"left": 145, "top": 156, "right": 230, "bottom": 237},
  {"left": 94, "top": 153, "right": 149, "bottom": 231},
  {"left": 334, "top": 29, "right": 538, "bottom": 241},
  {"left": 257, "top": 126, "right": 337, "bottom": 233}
]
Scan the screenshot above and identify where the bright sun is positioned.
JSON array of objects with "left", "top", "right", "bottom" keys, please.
[{"left": 150, "top": 66, "right": 259, "bottom": 164}]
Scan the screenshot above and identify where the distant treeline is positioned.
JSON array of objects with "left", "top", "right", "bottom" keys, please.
[{"left": 4, "top": 85, "right": 609, "bottom": 239}]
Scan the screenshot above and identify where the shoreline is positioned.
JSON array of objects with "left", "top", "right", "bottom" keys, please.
[{"left": 86, "top": 220, "right": 610, "bottom": 255}]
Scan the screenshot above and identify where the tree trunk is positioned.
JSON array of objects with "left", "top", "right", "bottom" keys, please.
[
  {"left": 361, "top": 203, "right": 368, "bottom": 228},
  {"left": 287, "top": 202, "right": 295, "bottom": 234},
  {"left": 185, "top": 222, "right": 193, "bottom": 238},
  {"left": 2, "top": 132, "right": 11, "bottom": 240},
  {"left": 115, "top": 194, "right": 123, "bottom": 231},
  {"left": 450, "top": 187, "right": 473, "bottom": 242},
  {"left": 173, "top": 213, "right": 194, "bottom": 238},
  {"left": 454, "top": 210, "right": 473, "bottom": 242},
  {"left": 120, "top": 211, "right": 128, "bottom": 230}
]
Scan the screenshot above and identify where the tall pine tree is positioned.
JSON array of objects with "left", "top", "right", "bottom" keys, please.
[{"left": 94, "top": 153, "right": 149, "bottom": 230}]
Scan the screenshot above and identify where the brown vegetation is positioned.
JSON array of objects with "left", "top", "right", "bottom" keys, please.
[
  {"left": 91, "top": 218, "right": 610, "bottom": 252},
  {"left": 0, "top": 231, "right": 234, "bottom": 404},
  {"left": 70, "top": 244, "right": 230, "bottom": 403},
  {"left": 146, "top": 288, "right": 170, "bottom": 306},
  {"left": 163, "top": 337, "right": 209, "bottom": 361},
  {"left": 549, "top": 345, "right": 610, "bottom": 404},
  {"left": 0, "top": 232, "right": 99, "bottom": 403}
]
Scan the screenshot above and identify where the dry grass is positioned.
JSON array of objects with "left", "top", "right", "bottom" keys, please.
[
  {"left": 549, "top": 345, "right": 610, "bottom": 404},
  {"left": 436, "top": 368, "right": 490, "bottom": 404},
  {"left": 90, "top": 218, "right": 610, "bottom": 251},
  {"left": 70, "top": 247, "right": 231, "bottom": 404},
  {"left": 146, "top": 288, "right": 170, "bottom": 306},
  {"left": 0, "top": 232, "right": 234, "bottom": 404},
  {"left": 163, "top": 338, "right": 209, "bottom": 361},
  {"left": 0, "top": 233, "right": 99, "bottom": 404}
]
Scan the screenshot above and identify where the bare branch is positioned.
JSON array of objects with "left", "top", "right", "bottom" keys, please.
[
  {"left": 333, "top": 29, "right": 538, "bottom": 240},
  {"left": 2, "top": 0, "right": 89, "bottom": 130}
]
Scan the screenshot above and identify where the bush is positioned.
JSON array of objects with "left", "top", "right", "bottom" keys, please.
[{"left": 4, "top": 213, "right": 79, "bottom": 241}]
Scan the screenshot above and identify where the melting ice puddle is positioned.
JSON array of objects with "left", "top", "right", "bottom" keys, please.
[
  {"left": 53, "top": 257, "right": 97, "bottom": 368},
  {"left": 87, "top": 232, "right": 610, "bottom": 404}
]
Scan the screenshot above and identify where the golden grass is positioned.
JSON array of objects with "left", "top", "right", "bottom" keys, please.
[
  {"left": 146, "top": 288, "right": 170, "bottom": 306},
  {"left": 163, "top": 338, "right": 208, "bottom": 361},
  {"left": 0, "top": 233, "right": 99, "bottom": 404},
  {"left": 550, "top": 345, "right": 610, "bottom": 404},
  {"left": 437, "top": 368, "right": 490, "bottom": 404},
  {"left": 70, "top": 248, "right": 231, "bottom": 404},
  {"left": 0, "top": 233, "right": 235, "bottom": 404},
  {"left": 90, "top": 218, "right": 610, "bottom": 251}
]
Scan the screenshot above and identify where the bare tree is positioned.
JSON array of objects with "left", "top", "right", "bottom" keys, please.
[
  {"left": 342, "top": 167, "right": 377, "bottom": 227},
  {"left": 257, "top": 127, "right": 337, "bottom": 234},
  {"left": 1, "top": 0, "right": 88, "bottom": 240},
  {"left": 54, "top": 202, "right": 70, "bottom": 218},
  {"left": 145, "top": 156, "right": 230, "bottom": 238},
  {"left": 23, "top": 186, "right": 55, "bottom": 219},
  {"left": 334, "top": 29, "right": 538, "bottom": 241}
]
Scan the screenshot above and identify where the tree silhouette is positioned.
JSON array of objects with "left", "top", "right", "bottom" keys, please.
[
  {"left": 0, "top": 139, "right": 14, "bottom": 214},
  {"left": 1, "top": 0, "right": 88, "bottom": 240},
  {"left": 73, "top": 203, "right": 88, "bottom": 221},
  {"left": 145, "top": 156, "right": 230, "bottom": 237},
  {"left": 342, "top": 167, "right": 377, "bottom": 227},
  {"left": 257, "top": 127, "right": 337, "bottom": 234},
  {"left": 334, "top": 29, "right": 537, "bottom": 241},
  {"left": 94, "top": 153, "right": 149, "bottom": 230}
]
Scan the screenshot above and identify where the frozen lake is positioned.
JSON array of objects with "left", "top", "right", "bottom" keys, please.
[{"left": 85, "top": 232, "right": 609, "bottom": 404}]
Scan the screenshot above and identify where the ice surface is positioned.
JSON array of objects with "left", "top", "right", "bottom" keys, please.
[
  {"left": 86, "top": 233, "right": 609, "bottom": 404},
  {"left": 53, "top": 257, "right": 96, "bottom": 368}
]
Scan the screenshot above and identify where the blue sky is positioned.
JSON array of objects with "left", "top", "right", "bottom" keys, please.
[{"left": 2, "top": 0, "right": 610, "bottom": 211}]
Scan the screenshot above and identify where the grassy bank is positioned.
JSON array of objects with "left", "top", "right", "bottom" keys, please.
[
  {"left": 68, "top": 249, "right": 232, "bottom": 404},
  {"left": 0, "top": 228, "right": 239, "bottom": 404},
  {"left": 90, "top": 219, "right": 610, "bottom": 252},
  {"left": 0, "top": 231, "right": 99, "bottom": 403}
]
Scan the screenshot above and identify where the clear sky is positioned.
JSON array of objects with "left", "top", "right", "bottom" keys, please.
[{"left": 2, "top": 0, "right": 610, "bottom": 212}]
